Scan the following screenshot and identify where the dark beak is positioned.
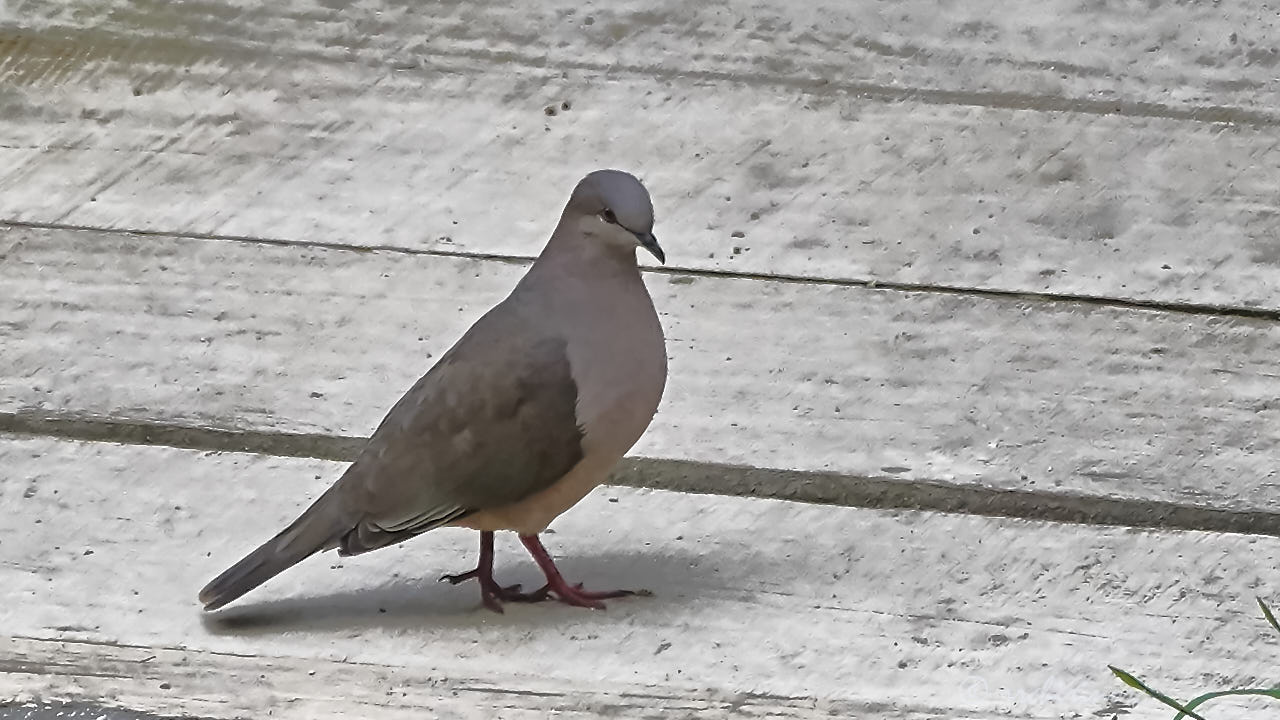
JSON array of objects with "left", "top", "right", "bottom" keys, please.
[{"left": 635, "top": 231, "right": 665, "bottom": 264}]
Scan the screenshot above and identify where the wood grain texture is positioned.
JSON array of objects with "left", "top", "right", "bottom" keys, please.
[
  {"left": 3, "top": 4, "right": 1278, "bottom": 717},
  {"left": 5, "top": 0, "right": 1278, "bottom": 111},
  {"left": 1, "top": 1, "right": 1278, "bottom": 308},
  {"left": 3, "top": 226, "right": 1279, "bottom": 515},
  {"left": 1, "top": 637, "right": 884, "bottom": 720},
  {"left": 1, "top": 436, "right": 1276, "bottom": 719}
]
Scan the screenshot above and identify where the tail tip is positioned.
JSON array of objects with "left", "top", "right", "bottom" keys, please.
[{"left": 197, "top": 584, "right": 223, "bottom": 611}]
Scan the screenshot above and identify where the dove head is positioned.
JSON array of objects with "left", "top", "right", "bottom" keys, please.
[{"left": 565, "top": 169, "right": 664, "bottom": 264}]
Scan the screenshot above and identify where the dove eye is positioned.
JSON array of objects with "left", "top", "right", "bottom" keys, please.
[{"left": 601, "top": 209, "right": 618, "bottom": 225}]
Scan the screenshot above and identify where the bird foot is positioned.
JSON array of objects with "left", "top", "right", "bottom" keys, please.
[
  {"left": 445, "top": 531, "right": 650, "bottom": 613},
  {"left": 441, "top": 570, "right": 644, "bottom": 611},
  {"left": 517, "top": 534, "right": 651, "bottom": 610},
  {"left": 440, "top": 568, "right": 531, "bottom": 613},
  {"left": 535, "top": 581, "right": 648, "bottom": 610}
]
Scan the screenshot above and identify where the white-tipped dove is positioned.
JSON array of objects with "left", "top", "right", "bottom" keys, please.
[{"left": 199, "top": 169, "right": 667, "bottom": 612}]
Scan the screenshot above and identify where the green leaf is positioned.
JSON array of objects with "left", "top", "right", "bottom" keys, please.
[
  {"left": 1258, "top": 597, "right": 1280, "bottom": 636},
  {"left": 1108, "top": 666, "right": 1209, "bottom": 720}
]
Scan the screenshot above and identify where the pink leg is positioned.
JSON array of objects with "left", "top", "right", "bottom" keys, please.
[
  {"left": 518, "top": 534, "right": 645, "bottom": 610},
  {"left": 440, "top": 531, "right": 540, "bottom": 613},
  {"left": 441, "top": 532, "right": 647, "bottom": 612}
]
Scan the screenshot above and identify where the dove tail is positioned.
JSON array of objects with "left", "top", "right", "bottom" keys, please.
[{"left": 198, "top": 496, "right": 349, "bottom": 611}]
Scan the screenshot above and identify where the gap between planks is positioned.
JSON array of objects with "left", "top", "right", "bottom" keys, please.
[
  {"left": 4, "top": 409, "right": 1279, "bottom": 537},
  {"left": 5, "top": 219, "right": 1279, "bottom": 323}
]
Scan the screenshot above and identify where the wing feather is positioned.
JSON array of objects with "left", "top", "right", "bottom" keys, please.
[{"left": 332, "top": 305, "right": 584, "bottom": 554}]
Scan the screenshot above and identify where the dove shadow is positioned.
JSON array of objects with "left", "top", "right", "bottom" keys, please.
[{"left": 200, "top": 545, "right": 730, "bottom": 635}]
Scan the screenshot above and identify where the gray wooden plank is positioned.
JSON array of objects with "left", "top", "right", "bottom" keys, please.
[
  {"left": 0, "top": 701, "right": 206, "bottom": 720},
  {"left": 7, "top": 0, "right": 1278, "bottom": 112},
  {"left": 1, "top": 1, "right": 1279, "bottom": 309},
  {"left": 3, "top": 225, "right": 1279, "bottom": 517},
  {"left": 2, "top": 435, "right": 1277, "bottom": 719},
  {"left": 0, "top": 637, "right": 936, "bottom": 719}
]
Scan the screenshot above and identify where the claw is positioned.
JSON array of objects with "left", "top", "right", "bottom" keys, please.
[{"left": 439, "top": 569, "right": 479, "bottom": 585}]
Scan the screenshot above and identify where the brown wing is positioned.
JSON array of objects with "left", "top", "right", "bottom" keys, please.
[{"left": 333, "top": 305, "right": 583, "bottom": 554}]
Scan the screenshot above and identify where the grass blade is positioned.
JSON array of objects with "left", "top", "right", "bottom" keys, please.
[
  {"left": 1258, "top": 597, "right": 1280, "bottom": 636},
  {"left": 1108, "top": 666, "right": 1209, "bottom": 720},
  {"left": 1177, "top": 688, "right": 1280, "bottom": 720}
]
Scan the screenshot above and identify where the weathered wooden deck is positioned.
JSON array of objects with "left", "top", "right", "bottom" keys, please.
[{"left": 2, "top": 1, "right": 1278, "bottom": 718}]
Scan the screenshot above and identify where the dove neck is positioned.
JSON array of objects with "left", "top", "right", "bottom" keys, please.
[{"left": 538, "top": 223, "right": 640, "bottom": 273}]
